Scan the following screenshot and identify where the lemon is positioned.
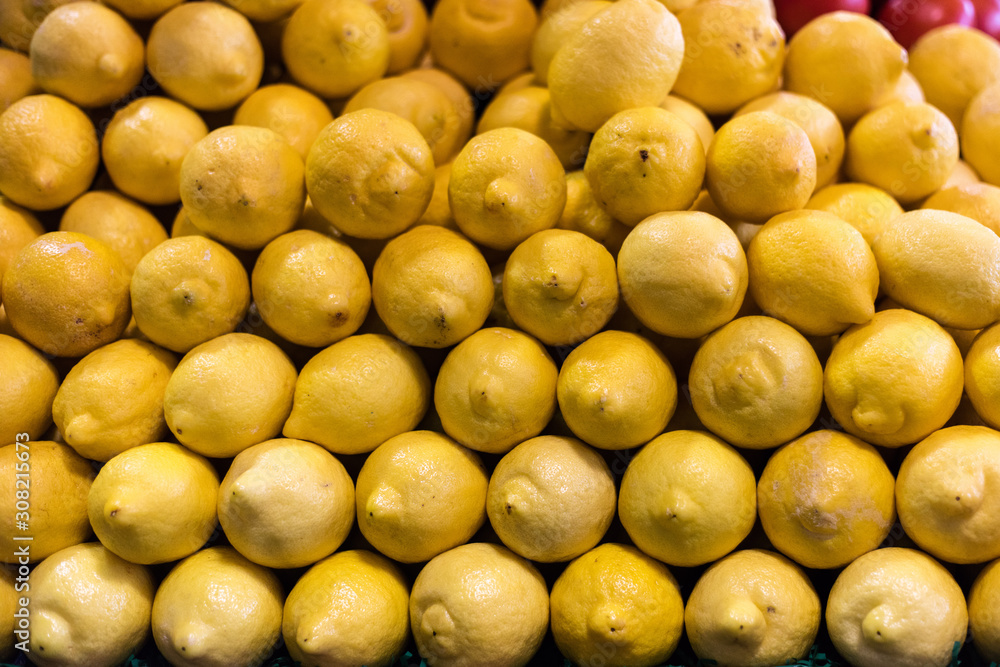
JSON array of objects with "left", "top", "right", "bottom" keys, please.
[
  {"left": 0, "top": 567, "right": 14, "bottom": 660},
  {"left": 557, "top": 331, "right": 676, "bottom": 450},
  {"left": 0, "top": 441, "right": 93, "bottom": 563},
  {"left": 873, "top": 209, "right": 1000, "bottom": 330},
  {"left": 826, "top": 548, "right": 967, "bottom": 667},
  {"left": 52, "top": 339, "right": 177, "bottom": 462},
  {"left": 686, "top": 549, "right": 821, "bottom": 667},
  {"left": 0, "top": 0, "right": 80, "bottom": 53},
  {"left": 59, "top": 191, "right": 168, "bottom": 274},
  {"left": 367, "top": 0, "right": 428, "bottom": 73},
  {"left": 671, "top": 1, "right": 784, "bottom": 115},
  {"left": 805, "top": 183, "right": 903, "bottom": 247},
  {"left": 147, "top": 2, "right": 263, "bottom": 111},
  {"left": 26, "top": 542, "right": 154, "bottom": 667},
  {"left": 434, "top": 327, "right": 558, "bottom": 454},
  {"left": 306, "top": 108, "right": 436, "bottom": 239},
  {"left": 29, "top": 2, "right": 144, "bottom": 108},
  {"left": 450, "top": 127, "right": 567, "bottom": 250},
  {"left": 410, "top": 542, "right": 549, "bottom": 666},
  {"left": 966, "top": 323, "right": 1000, "bottom": 428},
  {"left": 531, "top": 0, "right": 610, "bottom": 84},
  {"left": 0, "top": 334, "right": 58, "bottom": 444},
  {"left": 689, "top": 315, "right": 823, "bottom": 449},
  {"left": 551, "top": 543, "right": 684, "bottom": 667},
  {"left": 547, "top": 0, "right": 683, "bottom": 132},
  {"left": 0, "top": 199, "right": 43, "bottom": 301},
  {"left": 0, "top": 94, "right": 99, "bottom": 210},
  {"left": 283, "top": 0, "right": 390, "bottom": 98},
  {"left": 102, "top": 0, "right": 183, "bottom": 19},
  {"left": 946, "top": 160, "right": 983, "bottom": 188},
  {"left": 488, "top": 435, "right": 615, "bottom": 562},
  {"left": 0, "top": 48, "right": 37, "bottom": 111},
  {"left": 284, "top": 550, "right": 410, "bottom": 667},
  {"left": 662, "top": 94, "right": 715, "bottom": 151},
  {"left": 618, "top": 210, "right": 747, "bottom": 338},
  {"left": 3, "top": 232, "right": 131, "bottom": 358},
  {"left": 875, "top": 67, "right": 926, "bottom": 106},
  {"left": 428, "top": 0, "right": 537, "bottom": 89},
  {"left": 970, "top": 558, "right": 1000, "bottom": 662},
  {"left": 783, "top": 11, "right": 906, "bottom": 125},
  {"left": 251, "top": 229, "right": 370, "bottom": 348},
  {"left": 963, "top": 82, "right": 1000, "bottom": 186},
  {"left": 283, "top": 333, "right": 431, "bottom": 454},
  {"left": 218, "top": 438, "right": 354, "bottom": 569},
  {"left": 356, "top": 430, "right": 488, "bottom": 563},
  {"left": 557, "top": 170, "right": 617, "bottom": 242},
  {"left": 220, "top": 0, "right": 302, "bottom": 21},
  {"left": 401, "top": 67, "right": 476, "bottom": 154},
  {"left": 923, "top": 182, "right": 1000, "bottom": 236},
  {"left": 152, "top": 546, "right": 283, "bottom": 667},
  {"left": 233, "top": 84, "right": 334, "bottom": 160},
  {"left": 619, "top": 430, "right": 756, "bottom": 567},
  {"left": 707, "top": 111, "right": 817, "bottom": 224},
  {"left": 101, "top": 97, "right": 209, "bottom": 206},
  {"left": 417, "top": 163, "right": 458, "bottom": 229}
]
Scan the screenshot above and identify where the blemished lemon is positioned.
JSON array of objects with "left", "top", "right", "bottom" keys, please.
[
  {"left": 966, "top": 323, "right": 1000, "bottom": 428},
  {"left": 88, "top": 442, "right": 219, "bottom": 565},
  {"left": 736, "top": 92, "right": 845, "bottom": 190},
  {"left": 26, "top": 543, "right": 154, "bottom": 667},
  {"left": 283, "top": 334, "right": 431, "bottom": 454},
  {"left": 547, "top": 0, "right": 683, "bottom": 132},
  {"left": 283, "top": 550, "right": 410, "bottom": 667},
  {"left": 180, "top": 125, "right": 306, "bottom": 251},
  {"left": 619, "top": 430, "right": 757, "bottom": 567},
  {"left": 356, "top": 430, "right": 488, "bottom": 563},
  {"left": 748, "top": 209, "right": 878, "bottom": 336},
  {"left": 428, "top": 0, "right": 537, "bottom": 89},
  {"left": 233, "top": 84, "right": 334, "bottom": 160},
  {"left": 557, "top": 170, "right": 617, "bottom": 242},
  {"left": 102, "top": 0, "right": 183, "bottom": 20},
  {"left": 220, "top": 0, "right": 303, "bottom": 21},
  {"left": 896, "top": 425, "right": 1000, "bottom": 564},
  {"left": 585, "top": 106, "right": 705, "bottom": 225},
  {"left": 0, "top": 94, "right": 99, "bottom": 210},
  {"left": 130, "top": 236, "right": 251, "bottom": 354},
  {"left": 873, "top": 209, "right": 1000, "bottom": 330},
  {"left": 805, "top": 183, "right": 903, "bottom": 247},
  {"left": 251, "top": 229, "right": 371, "bottom": 348},
  {"left": 410, "top": 542, "right": 549, "bottom": 667},
  {"left": 487, "top": 435, "right": 615, "bottom": 562},
  {"left": 824, "top": 309, "right": 964, "bottom": 447},
  {"left": 757, "top": 430, "right": 895, "bottom": 570},
  {"left": 970, "top": 559, "right": 1000, "bottom": 662},
  {"left": 434, "top": 327, "right": 558, "bottom": 454},
  {"left": 450, "top": 127, "right": 567, "bottom": 250},
  {"left": 618, "top": 210, "right": 747, "bottom": 339},
  {"left": 306, "top": 108, "right": 435, "bottom": 239},
  {"left": 0, "top": 334, "right": 58, "bottom": 444},
  {"left": 503, "top": 229, "right": 618, "bottom": 346},
  {"left": 685, "top": 549, "right": 821, "bottom": 667},
  {"left": 29, "top": 2, "right": 144, "bottom": 108},
  {"left": 689, "top": 315, "right": 824, "bottom": 450},
  {"left": 531, "top": 0, "right": 610, "bottom": 84},
  {"left": 282, "top": 0, "right": 389, "bottom": 98},
  {"left": 707, "top": 111, "right": 817, "bottom": 224},
  {"left": 164, "top": 333, "right": 296, "bottom": 458},
  {"left": 152, "top": 546, "right": 283, "bottom": 667},
  {"left": 52, "top": 339, "right": 177, "bottom": 462},
  {"left": 826, "top": 548, "right": 967, "bottom": 667},
  {"left": 101, "top": 96, "right": 209, "bottom": 206},
  {"left": 59, "top": 191, "right": 168, "bottom": 274},
  {"left": 557, "top": 331, "right": 677, "bottom": 450},
  {"left": 671, "top": 1, "right": 784, "bottom": 115},
  {"left": 846, "top": 101, "right": 959, "bottom": 204},
  {"left": 367, "top": 0, "right": 428, "bottom": 73},
  {"left": 923, "top": 182, "right": 1000, "bottom": 236},
  {"left": 3, "top": 232, "right": 131, "bottom": 358},
  {"left": 0, "top": 48, "right": 38, "bottom": 111},
  {"left": 0, "top": 567, "right": 14, "bottom": 660},
  {"left": 783, "top": 11, "right": 906, "bottom": 125},
  {"left": 0, "top": 196, "right": 42, "bottom": 302},
  {"left": 0, "top": 441, "right": 93, "bottom": 563},
  {"left": 551, "top": 543, "right": 684, "bottom": 667},
  {"left": 963, "top": 82, "right": 1000, "bottom": 186}
]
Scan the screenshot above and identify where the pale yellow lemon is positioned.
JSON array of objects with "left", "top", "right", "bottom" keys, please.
[
  {"left": 945, "top": 159, "right": 983, "bottom": 188},
  {"left": 367, "top": 0, "right": 428, "bottom": 73},
  {"left": 923, "top": 182, "right": 1000, "bottom": 236},
  {"left": 0, "top": 334, "right": 58, "bottom": 444},
  {"left": 970, "top": 559, "right": 1000, "bottom": 662},
  {"left": 805, "top": 183, "right": 903, "bottom": 247},
  {"left": 530, "top": 0, "right": 610, "bottom": 84},
  {"left": 874, "top": 67, "right": 926, "bottom": 106},
  {"left": 0, "top": 48, "right": 37, "bottom": 111},
  {"left": 661, "top": 95, "right": 715, "bottom": 154},
  {"left": 0, "top": 198, "right": 42, "bottom": 304},
  {"left": 966, "top": 323, "right": 1000, "bottom": 428},
  {"left": 233, "top": 84, "right": 334, "bottom": 160},
  {"left": 556, "top": 170, "right": 617, "bottom": 241},
  {"left": 963, "top": 82, "right": 1000, "bottom": 186},
  {"left": 59, "top": 191, "right": 168, "bottom": 274}
]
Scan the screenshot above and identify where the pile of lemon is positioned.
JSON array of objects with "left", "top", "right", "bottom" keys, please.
[{"left": 3, "top": 0, "right": 1000, "bottom": 665}]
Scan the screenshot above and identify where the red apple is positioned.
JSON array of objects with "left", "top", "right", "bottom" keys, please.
[
  {"left": 878, "top": 0, "right": 976, "bottom": 48},
  {"left": 972, "top": 0, "right": 1000, "bottom": 39},
  {"left": 773, "top": 0, "right": 872, "bottom": 36}
]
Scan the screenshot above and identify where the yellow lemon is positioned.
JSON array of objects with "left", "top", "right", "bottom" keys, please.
[
  {"left": 618, "top": 430, "right": 757, "bottom": 567},
  {"left": 220, "top": 0, "right": 303, "bottom": 21},
  {"left": 0, "top": 334, "right": 58, "bottom": 444},
  {"left": 875, "top": 67, "right": 926, "bottom": 106},
  {"left": 283, "top": 550, "right": 409, "bottom": 667},
  {"left": 0, "top": 197, "right": 42, "bottom": 301},
  {"left": 0, "top": 567, "right": 14, "bottom": 660},
  {"left": 356, "top": 430, "right": 488, "bottom": 563},
  {"left": 805, "top": 183, "right": 903, "bottom": 247},
  {"left": 367, "top": 0, "right": 428, "bottom": 73},
  {"left": 102, "top": 0, "right": 183, "bottom": 19},
  {"left": 218, "top": 438, "right": 354, "bottom": 568},
  {"left": 618, "top": 210, "right": 747, "bottom": 338},
  {"left": 970, "top": 558, "right": 1000, "bottom": 662},
  {"left": 59, "top": 191, "right": 168, "bottom": 274},
  {"left": 963, "top": 82, "right": 1000, "bottom": 186},
  {"left": 434, "top": 327, "right": 558, "bottom": 454},
  {"left": 283, "top": 333, "right": 431, "bottom": 454},
  {"left": 873, "top": 209, "right": 1000, "bottom": 330},
  {"left": 233, "top": 83, "right": 334, "bottom": 160},
  {"left": 923, "top": 182, "right": 1000, "bottom": 236},
  {"left": 531, "top": 0, "right": 610, "bottom": 84},
  {"left": 401, "top": 68, "right": 476, "bottom": 154},
  {"left": 0, "top": 0, "right": 81, "bottom": 53},
  {"left": 487, "top": 435, "right": 615, "bottom": 562},
  {"left": 689, "top": 315, "right": 824, "bottom": 449},
  {"left": 945, "top": 159, "right": 983, "bottom": 189},
  {"left": 306, "top": 108, "right": 435, "bottom": 239},
  {"left": 0, "top": 48, "right": 37, "bottom": 111},
  {"left": 152, "top": 546, "right": 283, "bottom": 667},
  {"left": 966, "top": 323, "right": 1000, "bottom": 428},
  {"left": 557, "top": 170, "right": 617, "bottom": 242},
  {"left": 410, "top": 542, "right": 549, "bottom": 666},
  {"left": 416, "top": 162, "right": 458, "bottom": 229},
  {"left": 551, "top": 543, "right": 684, "bottom": 667},
  {"left": 685, "top": 549, "right": 821, "bottom": 667},
  {"left": 660, "top": 95, "right": 715, "bottom": 155},
  {"left": 826, "top": 548, "right": 967, "bottom": 667}
]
